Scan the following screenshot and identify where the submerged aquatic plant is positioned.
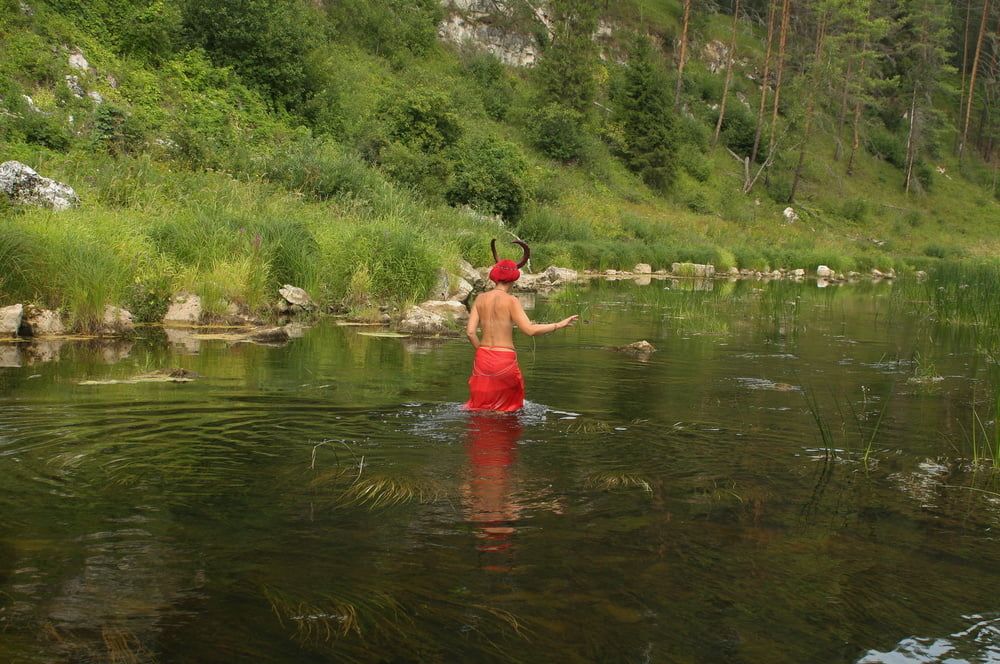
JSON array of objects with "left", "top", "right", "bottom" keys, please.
[
  {"left": 340, "top": 475, "right": 447, "bottom": 510},
  {"left": 804, "top": 384, "right": 893, "bottom": 466},
  {"left": 585, "top": 471, "right": 653, "bottom": 493}
]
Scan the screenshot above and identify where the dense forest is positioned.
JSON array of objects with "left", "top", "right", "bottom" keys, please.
[{"left": 1, "top": 0, "right": 998, "bottom": 328}]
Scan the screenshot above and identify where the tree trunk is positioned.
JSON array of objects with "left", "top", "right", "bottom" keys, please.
[
  {"left": 713, "top": 0, "right": 742, "bottom": 146},
  {"left": 846, "top": 55, "right": 866, "bottom": 176},
  {"left": 904, "top": 87, "right": 918, "bottom": 194},
  {"left": 674, "top": 0, "right": 692, "bottom": 108},
  {"left": 750, "top": 0, "right": 778, "bottom": 165},
  {"left": 765, "top": 0, "right": 792, "bottom": 182},
  {"left": 789, "top": 14, "right": 826, "bottom": 202},
  {"left": 960, "top": 0, "right": 991, "bottom": 161},
  {"left": 834, "top": 60, "right": 853, "bottom": 161},
  {"left": 957, "top": 0, "right": 973, "bottom": 152}
]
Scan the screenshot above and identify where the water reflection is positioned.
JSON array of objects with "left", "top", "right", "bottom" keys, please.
[{"left": 462, "top": 413, "right": 523, "bottom": 573}]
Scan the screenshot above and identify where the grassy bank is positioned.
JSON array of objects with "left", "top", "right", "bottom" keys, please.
[{"left": 2, "top": 0, "right": 999, "bottom": 331}]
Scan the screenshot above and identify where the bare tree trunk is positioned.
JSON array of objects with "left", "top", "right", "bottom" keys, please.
[
  {"left": 957, "top": 0, "right": 973, "bottom": 152},
  {"left": 834, "top": 60, "right": 853, "bottom": 161},
  {"left": 960, "top": 0, "right": 991, "bottom": 161},
  {"left": 765, "top": 0, "right": 792, "bottom": 183},
  {"left": 713, "top": 0, "right": 742, "bottom": 146},
  {"left": 674, "top": 0, "right": 692, "bottom": 108},
  {"left": 750, "top": 0, "right": 778, "bottom": 165},
  {"left": 904, "top": 87, "right": 918, "bottom": 194},
  {"left": 789, "top": 14, "right": 826, "bottom": 202},
  {"left": 846, "top": 55, "right": 866, "bottom": 176}
]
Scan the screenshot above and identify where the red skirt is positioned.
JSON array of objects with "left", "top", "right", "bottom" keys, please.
[{"left": 465, "top": 347, "right": 525, "bottom": 412}]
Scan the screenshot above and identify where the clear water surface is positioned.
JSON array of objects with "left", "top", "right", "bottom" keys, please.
[{"left": 1, "top": 278, "right": 998, "bottom": 663}]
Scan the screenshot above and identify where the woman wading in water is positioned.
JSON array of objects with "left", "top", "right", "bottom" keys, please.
[{"left": 465, "top": 239, "right": 578, "bottom": 412}]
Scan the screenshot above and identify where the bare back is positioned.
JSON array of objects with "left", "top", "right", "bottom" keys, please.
[{"left": 470, "top": 289, "right": 518, "bottom": 348}]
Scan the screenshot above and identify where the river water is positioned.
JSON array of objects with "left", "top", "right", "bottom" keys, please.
[{"left": 1, "top": 278, "right": 998, "bottom": 663}]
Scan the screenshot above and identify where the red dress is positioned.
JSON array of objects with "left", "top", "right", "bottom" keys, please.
[{"left": 465, "top": 347, "right": 525, "bottom": 412}]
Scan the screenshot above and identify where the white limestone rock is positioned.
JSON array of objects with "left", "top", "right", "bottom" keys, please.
[
  {"left": 0, "top": 161, "right": 79, "bottom": 211},
  {"left": 1, "top": 304, "right": 24, "bottom": 338},
  {"left": 164, "top": 293, "right": 202, "bottom": 326}
]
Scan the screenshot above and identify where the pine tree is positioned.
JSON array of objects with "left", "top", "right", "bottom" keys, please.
[
  {"left": 617, "top": 35, "right": 677, "bottom": 191},
  {"left": 535, "top": 0, "right": 600, "bottom": 116}
]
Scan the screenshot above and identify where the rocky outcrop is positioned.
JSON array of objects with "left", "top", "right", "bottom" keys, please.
[
  {"left": 428, "top": 268, "right": 474, "bottom": 302},
  {"left": 1, "top": 304, "right": 24, "bottom": 338},
  {"left": 459, "top": 259, "right": 486, "bottom": 290},
  {"left": 0, "top": 161, "right": 79, "bottom": 211},
  {"left": 438, "top": 13, "right": 540, "bottom": 67},
  {"left": 164, "top": 293, "right": 202, "bottom": 326}
]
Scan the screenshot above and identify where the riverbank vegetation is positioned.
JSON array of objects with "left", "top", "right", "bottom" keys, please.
[{"left": 2, "top": 0, "right": 999, "bottom": 328}]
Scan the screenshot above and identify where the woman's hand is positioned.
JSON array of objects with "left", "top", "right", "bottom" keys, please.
[{"left": 558, "top": 315, "right": 579, "bottom": 330}]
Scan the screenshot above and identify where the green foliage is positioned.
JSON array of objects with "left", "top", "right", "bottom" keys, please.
[
  {"left": 379, "top": 86, "right": 462, "bottom": 153},
  {"left": 867, "top": 126, "right": 906, "bottom": 168},
  {"left": 718, "top": 103, "right": 757, "bottom": 158},
  {"left": 21, "top": 108, "right": 72, "bottom": 151},
  {"left": 447, "top": 135, "right": 530, "bottom": 221},
  {"left": 528, "top": 103, "right": 586, "bottom": 162},
  {"left": 119, "top": 1, "right": 182, "bottom": 63},
  {"left": 181, "top": 0, "right": 323, "bottom": 108},
  {"left": 535, "top": 0, "right": 600, "bottom": 114},
  {"left": 92, "top": 104, "right": 144, "bottom": 155},
  {"left": 616, "top": 35, "right": 676, "bottom": 191},
  {"left": 326, "top": 0, "right": 442, "bottom": 59},
  {"left": 516, "top": 207, "right": 593, "bottom": 242},
  {"left": 677, "top": 143, "right": 710, "bottom": 182},
  {"left": 841, "top": 197, "right": 869, "bottom": 222},
  {"left": 464, "top": 53, "right": 513, "bottom": 121}
]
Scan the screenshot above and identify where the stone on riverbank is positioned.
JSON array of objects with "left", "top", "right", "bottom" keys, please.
[
  {"left": 100, "top": 306, "right": 134, "bottom": 335},
  {"left": 398, "top": 304, "right": 459, "bottom": 336},
  {"left": 459, "top": 260, "right": 486, "bottom": 290},
  {"left": 671, "top": 263, "right": 715, "bottom": 278},
  {"left": 418, "top": 300, "right": 469, "bottom": 323},
  {"left": 248, "top": 326, "right": 290, "bottom": 344},
  {"left": 1, "top": 304, "right": 24, "bottom": 338},
  {"left": 0, "top": 161, "right": 79, "bottom": 210},
  {"left": 634, "top": 263, "right": 652, "bottom": 274},
  {"left": 816, "top": 265, "right": 833, "bottom": 278},
  {"left": 20, "top": 307, "right": 65, "bottom": 336},
  {"left": 278, "top": 285, "right": 316, "bottom": 312},
  {"left": 164, "top": 293, "right": 202, "bottom": 326}
]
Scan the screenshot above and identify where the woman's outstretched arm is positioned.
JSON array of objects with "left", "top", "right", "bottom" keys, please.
[{"left": 510, "top": 297, "right": 578, "bottom": 336}]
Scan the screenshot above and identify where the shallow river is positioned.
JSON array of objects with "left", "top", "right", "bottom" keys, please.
[{"left": 1, "top": 278, "right": 999, "bottom": 663}]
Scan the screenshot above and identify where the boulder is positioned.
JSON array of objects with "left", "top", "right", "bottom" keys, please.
[
  {"left": 542, "top": 265, "right": 578, "bottom": 285},
  {"left": 1, "top": 304, "right": 24, "bottom": 338},
  {"left": 671, "top": 262, "right": 715, "bottom": 278},
  {"left": 398, "top": 305, "right": 451, "bottom": 336},
  {"left": 68, "top": 49, "right": 89, "bottom": 71},
  {"left": 21, "top": 307, "right": 65, "bottom": 336},
  {"left": 458, "top": 259, "right": 486, "bottom": 290},
  {"left": 871, "top": 268, "right": 884, "bottom": 279},
  {"left": 783, "top": 207, "right": 799, "bottom": 224},
  {"left": 816, "top": 265, "right": 833, "bottom": 278},
  {"left": 428, "top": 269, "right": 451, "bottom": 300},
  {"left": 634, "top": 263, "right": 652, "bottom": 275},
  {"left": 278, "top": 284, "right": 316, "bottom": 311},
  {"left": 618, "top": 340, "right": 656, "bottom": 354},
  {"left": 100, "top": 306, "right": 134, "bottom": 335},
  {"left": 417, "top": 300, "right": 469, "bottom": 323},
  {"left": 64, "top": 74, "right": 84, "bottom": 98},
  {"left": 248, "top": 326, "right": 290, "bottom": 344},
  {"left": 452, "top": 277, "right": 474, "bottom": 303},
  {"left": 728, "top": 267, "right": 740, "bottom": 276},
  {"left": 164, "top": 293, "right": 202, "bottom": 325},
  {"left": 915, "top": 270, "right": 928, "bottom": 280},
  {"left": 0, "top": 161, "right": 79, "bottom": 211},
  {"left": 792, "top": 268, "right": 806, "bottom": 278}
]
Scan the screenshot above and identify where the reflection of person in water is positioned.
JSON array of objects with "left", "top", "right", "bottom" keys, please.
[
  {"left": 462, "top": 412, "right": 523, "bottom": 572},
  {"left": 465, "top": 239, "right": 578, "bottom": 412}
]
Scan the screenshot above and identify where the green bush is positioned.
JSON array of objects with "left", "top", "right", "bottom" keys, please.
[
  {"left": 528, "top": 103, "right": 586, "bottom": 162},
  {"left": 379, "top": 86, "right": 462, "bottom": 153},
  {"left": 841, "top": 197, "right": 868, "bottom": 222},
  {"left": 181, "top": 0, "right": 324, "bottom": 108},
  {"left": 677, "top": 143, "right": 711, "bottom": 182},
  {"left": 446, "top": 135, "right": 530, "bottom": 221},
  {"left": 867, "top": 126, "right": 906, "bottom": 168},
  {"left": 719, "top": 104, "right": 757, "bottom": 159},
  {"left": 516, "top": 207, "right": 592, "bottom": 242},
  {"left": 465, "top": 52, "right": 513, "bottom": 121},
  {"left": 119, "top": 1, "right": 182, "bottom": 63},
  {"left": 376, "top": 140, "right": 451, "bottom": 199},
  {"left": 22, "top": 110, "right": 72, "bottom": 151},
  {"left": 327, "top": 0, "right": 442, "bottom": 59},
  {"left": 93, "top": 104, "right": 145, "bottom": 155}
]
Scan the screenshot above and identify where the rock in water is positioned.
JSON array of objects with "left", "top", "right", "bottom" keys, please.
[
  {"left": 417, "top": 300, "right": 469, "bottom": 323},
  {"left": 0, "top": 161, "right": 79, "bottom": 210},
  {"left": 21, "top": 307, "right": 65, "bottom": 336},
  {"left": 248, "top": 327, "right": 290, "bottom": 344},
  {"left": 164, "top": 293, "right": 202, "bottom": 325},
  {"left": 1, "top": 304, "right": 24, "bottom": 337},
  {"left": 543, "top": 266, "right": 579, "bottom": 285},
  {"left": 816, "top": 265, "right": 833, "bottom": 278},
  {"left": 398, "top": 305, "right": 452, "bottom": 336},
  {"left": 278, "top": 285, "right": 316, "bottom": 311},
  {"left": 100, "top": 306, "right": 134, "bottom": 335},
  {"left": 619, "top": 340, "right": 656, "bottom": 354}
]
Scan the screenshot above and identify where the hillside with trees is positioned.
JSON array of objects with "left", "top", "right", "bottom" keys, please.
[{"left": 1, "top": 0, "right": 998, "bottom": 328}]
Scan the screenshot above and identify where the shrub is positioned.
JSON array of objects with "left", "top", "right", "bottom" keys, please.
[
  {"left": 867, "top": 126, "right": 906, "bottom": 168},
  {"left": 465, "top": 53, "right": 513, "bottom": 120},
  {"left": 379, "top": 86, "right": 462, "bottom": 154},
  {"left": 181, "top": 0, "right": 324, "bottom": 108},
  {"left": 119, "top": 1, "right": 182, "bottom": 63},
  {"left": 677, "top": 143, "right": 711, "bottom": 182},
  {"left": 327, "top": 0, "right": 442, "bottom": 58},
  {"left": 93, "top": 104, "right": 145, "bottom": 155},
  {"left": 446, "top": 135, "right": 529, "bottom": 221},
  {"left": 22, "top": 110, "right": 72, "bottom": 151},
  {"left": 841, "top": 197, "right": 868, "bottom": 222},
  {"left": 516, "top": 207, "right": 592, "bottom": 242},
  {"left": 719, "top": 104, "right": 757, "bottom": 159},
  {"left": 528, "top": 103, "right": 586, "bottom": 162}
]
